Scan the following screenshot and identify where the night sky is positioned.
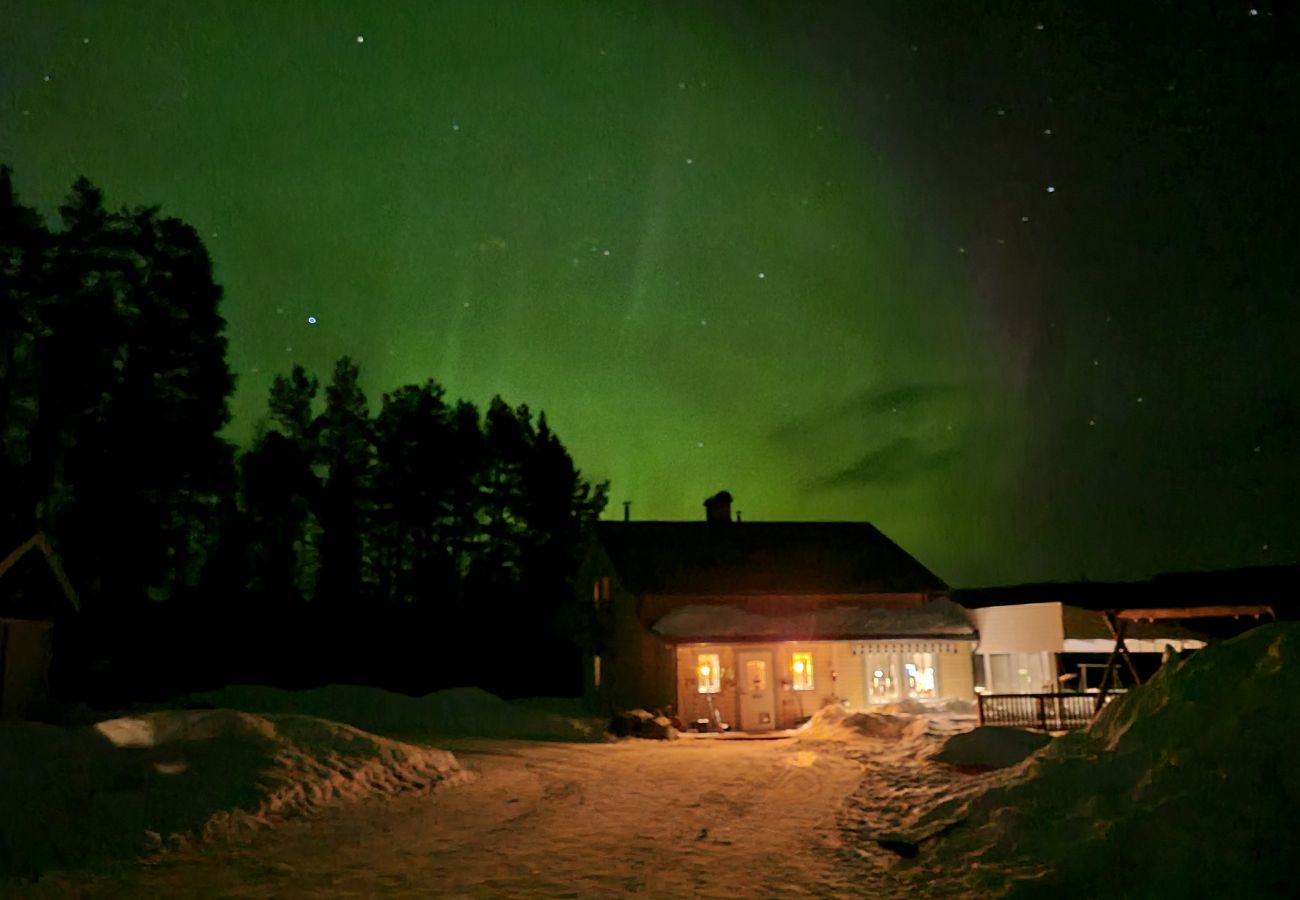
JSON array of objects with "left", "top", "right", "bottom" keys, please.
[{"left": 3, "top": 1, "right": 1297, "bottom": 586}]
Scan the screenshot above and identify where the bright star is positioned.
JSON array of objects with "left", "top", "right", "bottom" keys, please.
[
  {"left": 356, "top": 35, "right": 364, "bottom": 43},
  {"left": 307, "top": 316, "right": 317, "bottom": 324}
]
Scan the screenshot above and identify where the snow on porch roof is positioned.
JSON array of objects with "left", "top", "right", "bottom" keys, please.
[
  {"left": 651, "top": 597, "right": 975, "bottom": 644},
  {"left": 595, "top": 521, "right": 947, "bottom": 596}
]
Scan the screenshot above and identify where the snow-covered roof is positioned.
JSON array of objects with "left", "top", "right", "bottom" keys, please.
[
  {"left": 651, "top": 597, "right": 975, "bottom": 643},
  {"left": 594, "top": 521, "right": 947, "bottom": 596}
]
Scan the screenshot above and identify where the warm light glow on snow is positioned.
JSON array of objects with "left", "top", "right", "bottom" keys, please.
[{"left": 94, "top": 717, "right": 157, "bottom": 748}]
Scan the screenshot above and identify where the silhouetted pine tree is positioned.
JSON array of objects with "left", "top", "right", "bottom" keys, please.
[
  {"left": 315, "top": 356, "right": 372, "bottom": 615},
  {"left": 242, "top": 366, "right": 322, "bottom": 605},
  {"left": 5, "top": 174, "right": 233, "bottom": 611},
  {"left": 0, "top": 166, "right": 53, "bottom": 554},
  {"left": 372, "top": 380, "right": 458, "bottom": 608}
]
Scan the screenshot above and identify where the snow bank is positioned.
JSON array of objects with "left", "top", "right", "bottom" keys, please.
[
  {"left": 909, "top": 622, "right": 1300, "bottom": 897},
  {"left": 797, "top": 704, "right": 930, "bottom": 744},
  {"left": 0, "top": 709, "right": 466, "bottom": 878},
  {"left": 187, "top": 685, "right": 604, "bottom": 743},
  {"left": 931, "top": 726, "right": 1050, "bottom": 770}
]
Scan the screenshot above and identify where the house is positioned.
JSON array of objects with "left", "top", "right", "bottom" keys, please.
[
  {"left": 952, "top": 565, "right": 1293, "bottom": 694},
  {"left": 0, "top": 533, "right": 81, "bottom": 719},
  {"left": 578, "top": 491, "right": 976, "bottom": 731}
]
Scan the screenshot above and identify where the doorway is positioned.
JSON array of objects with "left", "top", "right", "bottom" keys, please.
[{"left": 735, "top": 649, "right": 776, "bottom": 731}]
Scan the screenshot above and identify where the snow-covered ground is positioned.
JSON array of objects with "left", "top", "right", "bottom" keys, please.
[
  {"left": 8, "top": 622, "right": 1297, "bottom": 897},
  {"left": 184, "top": 684, "right": 606, "bottom": 743},
  {"left": 0, "top": 708, "right": 468, "bottom": 880},
  {"left": 0, "top": 686, "right": 599, "bottom": 882},
  {"left": 18, "top": 736, "right": 870, "bottom": 898}
]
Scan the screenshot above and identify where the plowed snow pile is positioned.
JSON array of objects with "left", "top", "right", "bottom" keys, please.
[
  {"left": 798, "top": 705, "right": 930, "bottom": 744},
  {"left": 901, "top": 622, "right": 1300, "bottom": 898},
  {"left": 187, "top": 685, "right": 603, "bottom": 743},
  {"left": 0, "top": 709, "right": 466, "bottom": 878},
  {"left": 931, "top": 726, "right": 1050, "bottom": 770}
]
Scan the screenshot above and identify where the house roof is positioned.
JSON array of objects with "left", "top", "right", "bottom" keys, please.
[
  {"left": 651, "top": 597, "right": 976, "bottom": 644},
  {"left": 594, "top": 521, "right": 947, "bottom": 596}
]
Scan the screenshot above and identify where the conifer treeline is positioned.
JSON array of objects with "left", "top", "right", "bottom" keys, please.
[{"left": 1, "top": 168, "right": 607, "bottom": 703}]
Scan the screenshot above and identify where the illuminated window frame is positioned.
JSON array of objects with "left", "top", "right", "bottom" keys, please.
[
  {"left": 696, "top": 653, "right": 721, "bottom": 694},
  {"left": 791, "top": 651, "right": 814, "bottom": 691}
]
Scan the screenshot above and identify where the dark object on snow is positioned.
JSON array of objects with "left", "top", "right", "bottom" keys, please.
[
  {"left": 877, "top": 838, "right": 919, "bottom": 858},
  {"left": 608, "top": 708, "right": 679, "bottom": 740}
]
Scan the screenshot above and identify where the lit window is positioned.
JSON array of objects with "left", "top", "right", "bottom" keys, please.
[
  {"left": 791, "top": 651, "right": 814, "bottom": 691},
  {"left": 593, "top": 580, "right": 600, "bottom": 606},
  {"left": 867, "top": 652, "right": 897, "bottom": 702},
  {"left": 697, "top": 653, "right": 721, "bottom": 693},
  {"left": 593, "top": 654, "right": 601, "bottom": 688},
  {"left": 904, "top": 653, "right": 936, "bottom": 698},
  {"left": 745, "top": 658, "right": 767, "bottom": 692},
  {"left": 601, "top": 576, "right": 610, "bottom": 602}
]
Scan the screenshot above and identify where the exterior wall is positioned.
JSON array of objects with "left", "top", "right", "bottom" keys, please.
[
  {"left": 774, "top": 642, "right": 836, "bottom": 728},
  {"left": 676, "top": 638, "right": 977, "bottom": 730},
  {"left": 830, "top": 643, "right": 866, "bottom": 708},
  {"left": 676, "top": 643, "right": 740, "bottom": 728},
  {"left": 578, "top": 542, "right": 675, "bottom": 713},
  {"left": 970, "top": 602, "right": 1064, "bottom": 654},
  {"left": 936, "top": 646, "right": 975, "bottom": 700},
  {"left": 0, "top": 619, "right": 53, "bottom": 719}
]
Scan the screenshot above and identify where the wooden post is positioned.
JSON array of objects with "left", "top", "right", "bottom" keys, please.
[
  {"left": 1093, "top": 615, "right": 1128, "bottom": 714},
  {"left": 977, "top": 692, "right": 985, "bottom": 727},
  {"left": 1104, "top": 611, "right": 1143, "bottom": 685},
  {"left": 0, "top": 622, "right": 9, "bottom": 716},
  {"left": 1036, "top": 695, "right": 1047, "bottom": 732}
]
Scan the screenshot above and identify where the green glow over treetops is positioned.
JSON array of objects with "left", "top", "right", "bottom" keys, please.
[{"left": 5, "top": 1, "right": 1295, "bottom": 584}]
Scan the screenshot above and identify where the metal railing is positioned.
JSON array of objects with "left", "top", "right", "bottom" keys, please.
[{"left": 976, "top": 691, "right": 1126, "bottom": 732}]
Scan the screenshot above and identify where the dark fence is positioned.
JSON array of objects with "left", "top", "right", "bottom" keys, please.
[{"left": 976, "top": 691, "right": 1126, "bottom": 732}]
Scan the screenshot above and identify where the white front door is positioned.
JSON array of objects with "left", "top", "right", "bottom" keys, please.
[{"left": 735, "top": 649, "right": 776, "bottom": 731}]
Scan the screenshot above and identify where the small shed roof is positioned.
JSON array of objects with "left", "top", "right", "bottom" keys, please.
[
  {"left": 0, "top": 533, "right": 80, "bottom": 620},
  {"left": 1061, "top": 605, "right": 1209, "bottom": 642},
  {"left": 651, "top": 597, "right": 975, "bottom": 644},
  {"left": 595, "top": 521, "right": 947, "bottom": 596}
]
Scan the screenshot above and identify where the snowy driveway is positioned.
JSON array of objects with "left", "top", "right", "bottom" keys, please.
[{"left": 25, "top": 736, "right": 875, "bottom": 899}]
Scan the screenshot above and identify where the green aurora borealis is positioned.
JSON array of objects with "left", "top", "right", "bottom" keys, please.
[{"left": 4, "top": 2, "right": 1296, "bottom": 585}]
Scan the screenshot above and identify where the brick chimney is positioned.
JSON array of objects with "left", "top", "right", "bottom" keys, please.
[{"left": 704, "top": 491, "right": 733, "bottom": 523}]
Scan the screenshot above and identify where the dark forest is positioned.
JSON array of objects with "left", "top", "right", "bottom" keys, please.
[{"left": 1, "top": 166, "right": 608, "bottom": 708}]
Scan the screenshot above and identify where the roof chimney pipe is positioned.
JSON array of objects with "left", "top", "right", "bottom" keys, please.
[
  {"left": 704, "top": 491, "right": 733, "bottom": 523},
  {"left": 622, "top": 500, "right": 631, "bottom": 522}
]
